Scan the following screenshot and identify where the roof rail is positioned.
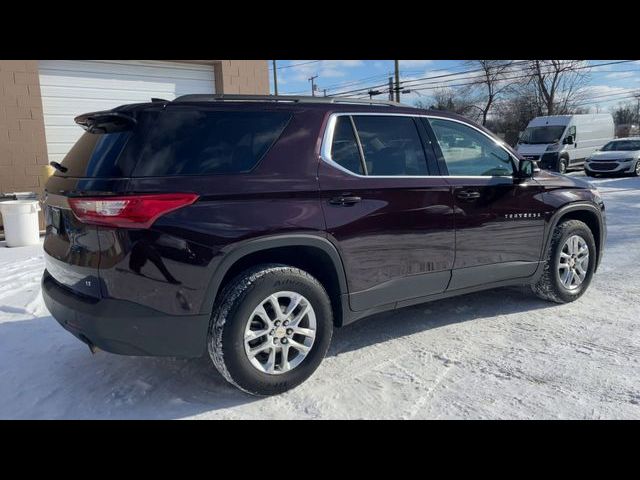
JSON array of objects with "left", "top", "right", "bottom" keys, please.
[{"left": 172, "top": 94, "right": 411, "bottom": 108}]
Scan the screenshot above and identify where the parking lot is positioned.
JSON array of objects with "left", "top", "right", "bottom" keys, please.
[{"left": 0, "top": 172, "right": 638, "bottom": 419}]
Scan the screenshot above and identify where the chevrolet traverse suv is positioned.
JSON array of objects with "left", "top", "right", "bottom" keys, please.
[{"left": 42, "top": 95, "right": 606, "bottom": 395}]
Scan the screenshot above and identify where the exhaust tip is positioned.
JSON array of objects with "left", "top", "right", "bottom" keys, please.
[{"left": 78, "top": 334, "right": 99, "bottom": 354}]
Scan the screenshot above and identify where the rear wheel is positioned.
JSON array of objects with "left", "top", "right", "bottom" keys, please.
[
  {"left": 632, "top": 160, "right": 640, "bottom": 177},
  {"left": 532, "top": 219, "right": 596, "bottom": 303},
  {"left": 208, "top": 264, "right": 333, "bottom": 396}
]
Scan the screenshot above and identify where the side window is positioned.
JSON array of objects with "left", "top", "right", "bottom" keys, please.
[
  {"left": 428, "top": 118, "right": 514, "bottom": 177},
  {"left": 132, "top": 110, "right": 291, "bottom": 176},
  {"left": 331, "top": 116, "right": 365, "bottom": 175},
  {"left": 567, "top": 125, "right": 576, "bottom": 141},
  {"left": 352, "top": 116, "right": 428, "bottom": 176}
]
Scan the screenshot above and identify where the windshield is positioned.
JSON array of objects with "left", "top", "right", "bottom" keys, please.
[
  {"left": 519, "top": 126, "right": 566, "bottom": 144},
  {"left": 601, "top": 140, "right": 640, "bottom": 151}
]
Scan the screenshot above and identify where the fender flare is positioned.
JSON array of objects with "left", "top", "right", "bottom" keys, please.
[
  {"left": 540, "top": 201, "right": 605, "bottom": 272},
  {"left": 199, "top": 233, "right": 349, "bottom": 315}
]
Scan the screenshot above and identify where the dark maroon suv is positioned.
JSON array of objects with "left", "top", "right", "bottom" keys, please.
[{"left": 42, "top": 94, "right": 606, "bottom": 395}]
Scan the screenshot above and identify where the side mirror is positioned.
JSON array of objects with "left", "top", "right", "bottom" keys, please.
[
  {"left": 563, "top": 135, "right": 574, "bottom": 145},
  {"left": 516, "top": 159, "right": 535, "bottom": 179}
]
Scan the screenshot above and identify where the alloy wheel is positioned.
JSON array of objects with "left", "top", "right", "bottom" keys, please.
[
  {"left": 243, "top": 291, "right": 317, "bottom": 375},
  {"left": 557, "top": 235, "right": 590, "bottom": 290}
]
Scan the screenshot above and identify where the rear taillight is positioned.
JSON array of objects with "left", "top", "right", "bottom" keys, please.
[{"left": 68, "top": 193, "right": 199, "bottom": 229}]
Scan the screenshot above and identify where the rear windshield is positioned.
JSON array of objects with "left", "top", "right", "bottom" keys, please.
[
  {"left": 57, "top": 109, "right": 291, "bottom": 178},
  {"left": 131, "top": 109, "right": 291, "bottom": 176},
  {"left": 56, "top": 130, "right": 132, "bottom": 178}
]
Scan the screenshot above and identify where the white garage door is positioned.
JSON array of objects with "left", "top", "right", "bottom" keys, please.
[{"left": 38, "top": 60, "right": 216, "bottom": 163}]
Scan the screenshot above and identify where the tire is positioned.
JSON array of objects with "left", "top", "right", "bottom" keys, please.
[
  {"left": 532, "top": 219, "right": 596, "bottom": 304},
  {"left": 207, "top": 264, "right": 333, "bottom": 396},
  {"left": 558, "top": 157, "right": 568, "bottom": 174},
  {"left": 632, "top": 160, "right": 640, "bottom": 177}
]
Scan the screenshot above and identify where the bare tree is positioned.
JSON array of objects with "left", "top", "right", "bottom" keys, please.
[
  {"left": 417, "top": 87, "right": 479, "bottom": 121},
  {"left": 528, "top": 60, "right": 590, "bottom": 115},
  {"left": 489, "top": 90, "right": 541, "bottom": 145},
  {"left": 611, "top": 100, "right": 640, "bottom": 137},
  {"left": 611, "top": 101, "right": 639, "bottom": 125},
  {"left": 464, "top": 60, "right": 519, "bottom": 126}
]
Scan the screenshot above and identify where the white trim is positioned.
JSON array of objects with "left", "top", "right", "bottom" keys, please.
[{"left": 319, "top": 112, "right": 518, "bottom": 180}]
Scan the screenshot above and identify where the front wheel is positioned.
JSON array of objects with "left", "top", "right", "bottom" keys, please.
[
  {"left": 632, "top": 161, "right": 640, "bottom": 177},
  {"left": 208, "top": 264, "right": 333, "bottom": 396},
  {"left": 532, "top": 219, "right": 596, "bottom": 303},
  {"left": 558, "top": 158, "right": 568, "bottom": 174}
]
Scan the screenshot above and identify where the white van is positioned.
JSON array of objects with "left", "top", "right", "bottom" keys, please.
[{"left": 516, "top": 114, "right": 614, "bottom": 173}]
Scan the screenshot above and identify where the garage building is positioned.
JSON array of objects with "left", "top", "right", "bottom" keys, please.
[{"left": 0, "top": 59, "right": 269, "bottom": 226}]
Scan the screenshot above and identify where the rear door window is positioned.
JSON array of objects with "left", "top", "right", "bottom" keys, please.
[
  {"left": 132, "top": 109, "right": 291, "bottom": 176},
  {"left": 330, "top": 116, "right": 366, "bottom": 175},
  {"left": 352, "top": 116, "right": 429, "bottom": 176}
]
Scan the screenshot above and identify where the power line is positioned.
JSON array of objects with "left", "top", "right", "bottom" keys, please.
[
  {"left": 284, "top": 72, "right": 392, "bottom": 95},
  {"left": 311, "top": 62, "right": 479, "bottom": 95},
  {"left": 320, "top": 62, "right": 479, "bottom": 95},
  {"left": 283, "top": 60, "right": 545, "bottom": 97},
  {"left": 329, "top": 61, "right": 545, "bottom": 96},
  {"left": 575, "top": 90, "right": 640, "bottom": 106},
  {"left": 268, "top": 60, "right": 321, "bottom": 71},
  {"left": 476, "top": 89, "right": 639, "bottom": 111},
  {"left": 328, "top": 60, "right": 533, "bottom": 96},
  {"left": 359, "top": 87, "right": 640, "bottom": 111},
  {"left": 375, "top": 60, "right": 636, "bottom": 96},
  {"left": 310, "top": 63, "right": 477, "bottom": 97},
  {"left": 330, "top": 60, "right": 636, "bottom": 97}
]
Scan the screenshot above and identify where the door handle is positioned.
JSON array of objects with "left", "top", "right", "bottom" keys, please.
[
  {"left": 329, "top": 195, "right": 362, "bottom": 206},
  {"left": 456, "top": 190, "right": 481, "bottom": 200}
]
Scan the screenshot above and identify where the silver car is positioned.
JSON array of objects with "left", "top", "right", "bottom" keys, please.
[{"left": 585, "top": 137, "right": 640, "bottom": 177}]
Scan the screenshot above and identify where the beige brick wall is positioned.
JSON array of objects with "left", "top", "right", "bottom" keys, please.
[
  {"left": 214, "top": 60, "right": 270, "bottom": 94},
  {"left": 0, "top": 60, "right": 51, "bottom": 229}
]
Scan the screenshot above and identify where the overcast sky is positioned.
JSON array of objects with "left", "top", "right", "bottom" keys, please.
[{"left": 270, "top": 60, "right": 640, "bottom": 112}]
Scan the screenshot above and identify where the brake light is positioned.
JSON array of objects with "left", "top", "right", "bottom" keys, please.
[{"left": 68, "top": 193, "right": 199, "bottom": 229}]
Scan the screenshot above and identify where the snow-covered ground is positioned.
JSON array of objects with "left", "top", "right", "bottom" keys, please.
[{"left": 1, "top": 174, "right": 639, "bottom": 419}]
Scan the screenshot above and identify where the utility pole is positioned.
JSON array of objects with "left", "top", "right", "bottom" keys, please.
[
  {"left": 388, "top": 76, "right": 394, "bottom": 101},
  {"left": 394, "top": 60, "right": 400, "bottom": 102},
  {"left": 323, "top": 89, "right": 327, "bottom": 97},
  {"left": 272, "top": 60, "right": 278, "bottom": 96},
  {"left": 309, "top": 75, "right": 318, "bottom": 97}
]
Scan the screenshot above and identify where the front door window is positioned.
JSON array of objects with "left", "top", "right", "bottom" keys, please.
[{"left": 428, "top": 118, "right": 515, "bottom": 177}]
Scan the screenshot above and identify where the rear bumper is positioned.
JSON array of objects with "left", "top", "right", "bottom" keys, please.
[{"left": 42, "top": 270, "right": 210, "bottom": 357}]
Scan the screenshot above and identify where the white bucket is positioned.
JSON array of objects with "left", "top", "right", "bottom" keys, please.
[{"left": 0, "top": 200, "right": 42, "bottom": 247}]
